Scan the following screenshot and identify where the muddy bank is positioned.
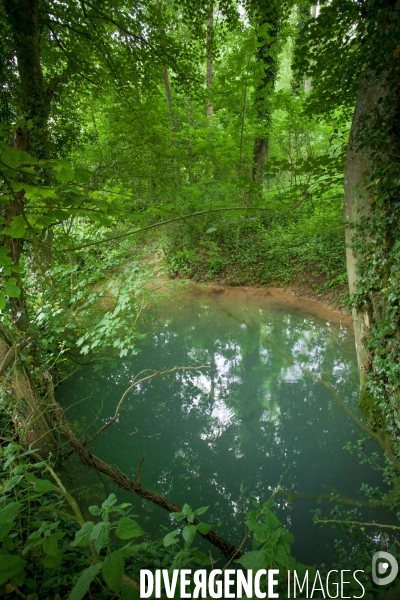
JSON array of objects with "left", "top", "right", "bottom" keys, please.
[{"left": 147, "top": 279, "right": 353, "bottom": 326}]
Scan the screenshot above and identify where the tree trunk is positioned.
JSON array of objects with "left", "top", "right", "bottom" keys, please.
[
  {"left": 2, "top": 0, "right": 50, "bottom": 330},
  {"left": 343, "top": 73, "right": 379, "bottom": 379},
  {"left": 251, "top": 1, "right": 280, "bottom": 193},
  {"left": 162, "top": 66, "right": 177, "bottom": 147},
  {"left": 206, "top": 1, "right": 214, "bottom": 117},
  {"left": 2, "top": 0, "right": 57, "bottom": 452},
  {"left": 304, "top": 4, "right": 318, "bottom": 92},
  {"left": 0, "top": 332, "right": 58, "bottom": 457}
]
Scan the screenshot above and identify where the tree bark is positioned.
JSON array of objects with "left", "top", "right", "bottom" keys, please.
[
  {"left": 305, "top": 4, "right": 318, "bottom": 92},
  {"left": 206, "top": 1, "right": 214, "bottom": 117},
  {"left": 2, "top": 0, "right": 50, "bottom": 330},
  {"left": 251, "top": 1, "right": 280, "bottom": 193},
  {"left": 2, "top": 0, "right": 57, "bottom": 450},
  {"left": 0, "top": 332, "right": 58, "bottom": 456},
  {"left": 343, "top": 73, "right": 378, "bottom": 379}
]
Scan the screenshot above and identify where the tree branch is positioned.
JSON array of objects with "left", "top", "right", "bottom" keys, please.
[
  {"left": 51, "top": 402, "right": 243, "bottom": 560},
  {"left": 83, "top": 365, "right": 210, "bottom": 446}
]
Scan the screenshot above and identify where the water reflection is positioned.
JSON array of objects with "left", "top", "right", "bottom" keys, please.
[{"left": 58, "top": 293, "right": 384, "bottom": 565}]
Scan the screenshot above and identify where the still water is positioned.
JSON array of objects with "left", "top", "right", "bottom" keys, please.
[{"left": 58, "top": 288, "right": 383, "bottom": 566}]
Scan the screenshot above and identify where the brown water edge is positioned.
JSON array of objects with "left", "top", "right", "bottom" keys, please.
[{"left": 146, "top": 279, "right": 353, "bottom": 327}]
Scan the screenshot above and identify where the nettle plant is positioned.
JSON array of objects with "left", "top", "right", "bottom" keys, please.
[{"left": 0, "top": 442, "right": 148, "bottom": 599}]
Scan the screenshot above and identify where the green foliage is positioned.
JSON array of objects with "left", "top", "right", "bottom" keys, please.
[{"left": 0, "top": 441, "right": 152, "bottom": 598}]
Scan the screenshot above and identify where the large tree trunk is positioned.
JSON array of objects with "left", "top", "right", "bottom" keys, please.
[
  {"left": 344, "top": 55, "right": 400, "bottom": 427},
  {"left": 2, "top": 0, "right": 57, "bottom": 452},
  {"left": 343, "top": 73, "right": 378, "bottom": 379},
  {"left": 2, "top": 0, "right": 50, "bottom": 330}
]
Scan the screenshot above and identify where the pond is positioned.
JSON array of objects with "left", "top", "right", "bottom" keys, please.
[{"left": 58, "top": 286, "right": 384, "bottom": 567}]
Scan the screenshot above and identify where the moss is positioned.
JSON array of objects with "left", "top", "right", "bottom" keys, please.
[{"left": 358, "top": 386, "right": 385, "bottom": 427}]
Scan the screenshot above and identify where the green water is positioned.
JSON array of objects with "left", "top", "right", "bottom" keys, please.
[{"left": 58, "top": 290, "right": 383, "bottom": 566}]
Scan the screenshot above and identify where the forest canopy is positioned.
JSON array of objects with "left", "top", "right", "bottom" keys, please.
[{"left": 0, "top": 0, "right": 400, "bottom": 598}]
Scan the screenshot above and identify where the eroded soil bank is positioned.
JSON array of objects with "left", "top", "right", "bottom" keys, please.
[{"left": 147, "top": 279, "right": 353, "bottom": 327}]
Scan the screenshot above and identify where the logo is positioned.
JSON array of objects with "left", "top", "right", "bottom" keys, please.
[{"left": 372, "top": 551, "right": 398, "bottom": 586}]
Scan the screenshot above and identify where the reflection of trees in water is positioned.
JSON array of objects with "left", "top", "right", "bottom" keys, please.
[{"left": 58, "top": 299, "right": 362, "bottom": 559}]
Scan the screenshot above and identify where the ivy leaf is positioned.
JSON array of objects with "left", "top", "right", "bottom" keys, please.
[
  {"left": 102, "top": 550, "right": 124, "bottom": 592},
  {"left": 68, "top": 562, "right": 102, "bottom": 600},
  {"left": 116, "top": 517, "right": 144, "bottom": 540}
]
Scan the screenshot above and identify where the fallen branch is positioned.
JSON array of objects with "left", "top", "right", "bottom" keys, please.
[
  {"left": 52, "top": 402, "right": 243, "bottom": 560},
  {"left": 84, "top": 365, "right": 210, "bottom": 446},
  {"left": 315, "top": 518, "right": 400, "bottom": 530}
]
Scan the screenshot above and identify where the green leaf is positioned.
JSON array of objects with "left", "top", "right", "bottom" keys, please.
[
  {"left": 4, "top": 278, "right": 21, "bottom": 298},
  {"left": 102, "top": 493, "right": 117, "bottom": 509},
  {"left": 163, "top": 529, "right": 179, "bottom": 547},
  {"left": 0, "top": 555, "right": 26, "bottom": 586},
  {"left": 74, "top": 168, "right": 92, "bottom": 184},
  {"left": 42, "top": 550, "right": 62, "bottom": 569},
  {"left": 116, "top": 517, "right": 144, "bottom": 540},
  {"left": 4, "top": 474, "right": 23, "bottom": 492},
  {"left": 194, "top": 506, "right": 209, "bottom": 516},
  {"left": 102, "top": 550, "right": 124, "bottom": 592},
  {"left": 206, "top": 227, "right": 217, "bottom": 234},
  {"left": 237, "top": 550, "right": 266, "bottom": 571},
  {"left": 33, "top": 479, "right": 55, "bottom": 493},
  {"left": 90, "top": 521, "right": 110, "bottom": 552},
  {"left": 71, "top": 521, "right": 94, "bottom": 547},
  {"left": 273, "top": 545, "right": 288, "bottom": 566},
  {"left": 0, "top": 502, "right": 22, "bottom": 524},
  {"left": 2, "top": 216, "right": 27, "bottom": 238},
  {"left": 263, "top": 509, "right": 281, "bottom": 529},
  {"left": 0, "top": 247, "right": 12, "bottom": 266},
  {"left": 194, "top": 551, "right": 213, "bottom": 565},
  {"left": 43, "top": 534, "right": 59, "bottom": 556},
  {"left": 89, "top": 505, "right": 101, "bottom": 516},
  {"left": 1, "top": 148, "right": 37, "bottom": 168},
  {"left": 170, "top": 510, "right": 186, "bottom": 521},
  {"left": 55, "top": 168, "right": 74, "bottom": 182},
  {"left": 182, "top": 524, "right": 197, "bottom": 547},
  {"left": 68, "top": 562, "right": 102, "bottom": 600},
  {"left": 196, "top": 522, "right": 212, "bottom": 535}
]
